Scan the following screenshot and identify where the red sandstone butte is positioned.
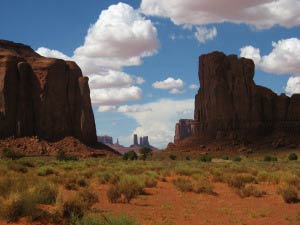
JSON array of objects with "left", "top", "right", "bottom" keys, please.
[
  {"left": 0, "top": 40, "right": 97, "bottom": 145},
  {"left": 174, "top": 52, "right": 300, "bottom": 148}
]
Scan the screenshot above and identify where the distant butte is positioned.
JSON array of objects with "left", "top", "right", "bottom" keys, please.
[{"left": 172, "top": 52, "right": 300, "bottom": 151}]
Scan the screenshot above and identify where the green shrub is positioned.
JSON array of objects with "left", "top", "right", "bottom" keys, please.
[
  {"left": 78, "top": 178, "right": 89, "bottom": 187},
  {"left": 264, "top": 155, "right": 278, "bottom": 162},
  {"left": 169, "top": 154, "right": 176, "bottom": 160},
  {"left": 122, "top": 151, "right": 138, "bottom": 161},
  {"left": 1, "top": 148, "right": 24, "bottom": 160},
  {"left": 7, "top": 163, "right": 28, "bottom": 173},
  {"left": 288, "top": 153, "right": 298, "bottom": 161},
  {"left": 139, "top": 147, "right": 152, "bottom": 160},
  {"left": 56, "top": 150, "right": 78, "bottom": 161},
  {"left": 233, "top": 156, "right": 242, "bottom": 162},
  {"left": 62, "top": 198, "right": 85, "bottom": 218},
  {"left": 173, "top": 177, "right": 192, "bottom": 192},
  {"left": 198, "top": 155, "right": 212, "bottom": 162},
  {"left": 98, "top": 172, "right": 120, "bottom": 185},
  {"left": 222, "top": 156, "right": 230, "bottom": 160},
  {"left": 37, "top": 167, "right": 58, "bottom": 176},
  {"left": 34, "top": 182, "right": 58, "bottom": 205},
  {"left": 277, "top": 184, "right": 298, "bottom": 203}
]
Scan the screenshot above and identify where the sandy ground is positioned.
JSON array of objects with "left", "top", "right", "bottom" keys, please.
[
  {"left": 95, "top": 178, "right": 300, "bottom": 225},
  {"left": 0, "top": 178, "right": 299, "bottom": 225}
]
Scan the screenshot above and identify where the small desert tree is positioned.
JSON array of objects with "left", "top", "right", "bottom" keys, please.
[
  {"left": 139, "top": 147, "right": 152, "bottom": 160},
  {"left": 122, "top": 151, "right": 138, "bottom": 161}
]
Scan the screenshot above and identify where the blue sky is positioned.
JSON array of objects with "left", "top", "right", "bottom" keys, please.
[{"left": 1, "top": 0, "right": 300, "bottom": 148}]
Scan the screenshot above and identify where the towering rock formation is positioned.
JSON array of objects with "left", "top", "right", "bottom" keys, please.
[
  {"left": 0, "top": 40, "right": 97, "bottom": 145},
  {"left": 174, "top": 52, "right": 300, "bottom": 146},
  {"left": 133, "top": 134, "right": 138, "bottom": 146}
]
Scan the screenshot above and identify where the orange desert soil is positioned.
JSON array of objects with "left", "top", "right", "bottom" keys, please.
[{"left": 1, "top": 178, "right": 300, "bottom": 225}]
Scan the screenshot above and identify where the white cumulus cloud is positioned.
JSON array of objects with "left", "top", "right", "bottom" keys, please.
[
  {"left": 240, "top": 38, "right": 300, "bottom": 96},
  {"left": 140, "top": 0, "right": 300, "bottom": 29},
  {"left": 240, "top": 38, "right": 300, "bottom": 75},
  {"left": 98, "top": 105, "right": 117, "bottom": 113},
  {"left": 90, "top": 86, "right": 142, "bottom": 106},
  {"left": 73, "top": 2, "right": 159, "bottom": 73},
  {"left": 285, "top": 76, "right": 300, "bottom": 96},
  {"left": 152, "top": 77, "right": 184, "bottom": 94},
  {"left": 36, "top": 3, "right": 160, "bottom": 107},
  {"left": 89, "top": 70, "right": 134, "bottom": 89},
  {"left": 194, "top": 26, "right": 217, "bottom": 43},
  {"left": 36, "top": 47, "right": 71, "bottom": 60}
]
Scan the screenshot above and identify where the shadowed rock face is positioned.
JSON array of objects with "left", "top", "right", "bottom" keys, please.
[
  {"left": 194, "top": 51, "right": 300, "bottom": 139},
  {"left": 0, "top": 40, "right": 97, "bottom": 145}
]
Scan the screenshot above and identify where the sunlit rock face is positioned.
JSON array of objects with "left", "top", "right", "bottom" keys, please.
[{"left": 0, "top": 40, "right": 97, "bottom": 145}]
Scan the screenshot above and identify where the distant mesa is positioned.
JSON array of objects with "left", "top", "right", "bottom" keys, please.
[
  {"left": 99, "top": 134, "right": 158, "bottom": 154},
  {"left": 172, "top": 51, "right": 300, "bottom": 150},
  {"left": 97, "top": 135, "right": 113, "bottom": 145}
]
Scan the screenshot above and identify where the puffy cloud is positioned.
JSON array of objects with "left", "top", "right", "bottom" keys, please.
[
  {"left": 90, "top": 86, "right": 142, "bottom": 106},
  {"left": 89, "top": 70, "right": 134, "bottom": 89},
  {"left": 240, "top": 38, "right": 300, "bottom": 96},
  {"left": 194, "top": 26, "right": 217, "bottom": 43},
  {"left": 118, "top": 99, "right": 194, "bottom": 148},
  {"left": 240, "top": 46, "right": 262, "bottom": 65},
  {"left": 189, "top": 84, "right": 199, "bottom": 89},
  {"left": 73, "top": 2, "right": 159, "bottom": 73},
  {"left": 169, "top": 88, "right": 183, "bottom": 94},
  {"left": 240, "top": 38, "right": 300, "bottom": 75},
  {"left": 152, "top": 77, "right": 184, "bottom": 94},
  {"left": 98, "top": 105, "right": 117, "bottom": 112},
  {"left": 135, "top": 77, "right": 146, "bottom": 85},
  {"left": 140, "top": 0, "right": 300, "bottom": 29},
  {"left": 285, "top": 76, "right": 300, "bottom": 96},
  {"left": 37, "top": 3, "right": 159, "bottom": 107},
  {"left": 118, "top": 105, "right": 152, "bottom": 113},
  {"left": 36, "top": 47, "right": 71, "bottom": 60}
]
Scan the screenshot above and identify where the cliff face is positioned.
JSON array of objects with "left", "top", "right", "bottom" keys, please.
[
  {"left": 194, "top": 52, "right": 300, "bottom": 138},
  {"left": 0, "top": 40, "right": 97, "bottom": 145},
  {"left": 174, "top": 51, "right": 300, "bottom": 145}
]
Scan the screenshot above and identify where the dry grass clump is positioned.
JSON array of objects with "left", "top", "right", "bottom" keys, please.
[
  {"left": 37, "top": 166, "right": 58, "bottom": 176},
  {"left": 173, "top": 177, "right": 193, "bottom": 192},
  {"left": 56, "top": 189, "right": 98, "bottom": 219},
  {"left": 238, "top": 184, "right": 266, "bottom": 198},
  {"left": 192, "top": 177, "right": 215, "bottom": 195},
  {"left": 98, "top": 171, "right": 120, "bottom": 185},
  {"left": 226, "top": 173, "right": 257, "bottom": 189},
  {"left": 277, "top": 183, "right": 298, "bottom": 203},
  {"left": 106, "top": 175, "right": 145, "bottom": 203}
]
